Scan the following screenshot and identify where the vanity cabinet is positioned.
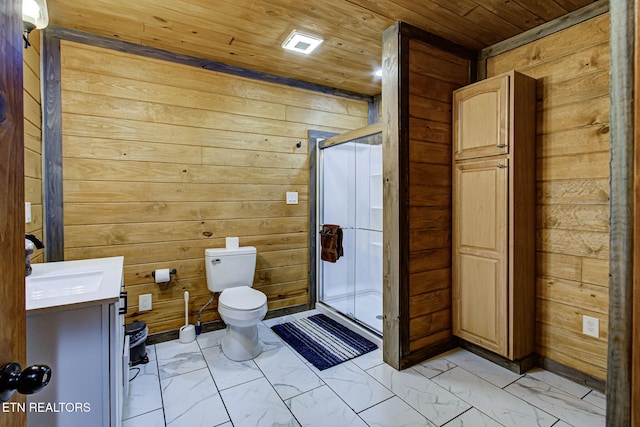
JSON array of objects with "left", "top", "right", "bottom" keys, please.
[
  {"left": 452, "top": 70, "right": 536, "bottom": 361},
  {"left": 26, "top": 257, "right": 127, "bottom": 427}
]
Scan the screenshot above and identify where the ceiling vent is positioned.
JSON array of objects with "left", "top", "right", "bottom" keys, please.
[{"left": 282, "top": 30, "right": 323, "bottom": 55}]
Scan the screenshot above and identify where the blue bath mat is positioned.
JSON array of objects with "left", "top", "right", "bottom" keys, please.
[{"left": 271, "top": 314, "right": 378, "bottom": 370}]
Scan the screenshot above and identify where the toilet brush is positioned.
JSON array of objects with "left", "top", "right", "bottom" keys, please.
[{"left": 179, "top": 291, "right": 196, "bottom": 343}]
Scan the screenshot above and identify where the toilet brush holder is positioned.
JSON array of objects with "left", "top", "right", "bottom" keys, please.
[
  {"left": 179, "top": 291, "right": 196, "bottom": 343},
  {"left": 179, "top": 324, "right": 195, "bottom": 343}
]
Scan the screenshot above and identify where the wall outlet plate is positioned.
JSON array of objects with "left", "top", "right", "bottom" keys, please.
[
  {"left": 582, "top": 315, "right": 599, "bottom": 338},
  {"left": 139, "top": 294, "right": 152, "bottom": 311},
  {"left": 286, "top": 191, "right": 298, "bottom": 205}
]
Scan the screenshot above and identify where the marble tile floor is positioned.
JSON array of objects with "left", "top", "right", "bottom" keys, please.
[{"left": 122, "top": 310, "right": 606, "bottom": 427}]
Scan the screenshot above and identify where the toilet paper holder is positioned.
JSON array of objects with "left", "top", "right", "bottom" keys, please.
[{"left": 151, "top": 268, "right": 177, "bottom": 279}]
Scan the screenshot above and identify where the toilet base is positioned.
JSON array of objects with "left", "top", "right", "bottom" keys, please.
[{"left": 221, "top": 324, "right": 261, "bottom": 361}]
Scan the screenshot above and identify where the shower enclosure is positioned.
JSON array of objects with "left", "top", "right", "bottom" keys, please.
[{"left": 315, "top": 126, "right": 383, "bottom": 335}]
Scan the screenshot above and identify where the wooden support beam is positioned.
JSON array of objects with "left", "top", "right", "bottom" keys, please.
[
  {"left": 608, "top": 0, "right": 635, "bottom": 425},
  {"left": 382, "top": 22, "right": 405, "bottom": 370}
]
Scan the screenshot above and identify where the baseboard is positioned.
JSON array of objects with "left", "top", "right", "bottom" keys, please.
[
  {"left": 458, "top": 340, "right": 539, "bottom": 374},
  {"left": 539, "top": 356, "right": 606, "bottom": 393},
  {"left": 146, "top": 303, "right": 312, "bottom": 345},
  {"left": 146, "top": 319, "right": 226, "bottom": 345},
  {"left": 399, "top": 337, "right": 459, "bottom": 369},
  {"left": 450, "top": 340, "right": 606, "bottom": 393},
  {"left": 264, "top": 303, "right": 313, "bottom": 320}
]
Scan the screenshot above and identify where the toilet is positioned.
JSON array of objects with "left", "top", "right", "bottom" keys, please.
[{"left": 205, "top": 246, "right": 268, "bottom": 361}]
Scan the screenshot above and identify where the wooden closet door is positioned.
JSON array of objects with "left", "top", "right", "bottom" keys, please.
[
  {"left": 453, "top": 158, "right": 508, "bottom": 355},
  {"left": 453, "top": 74, "right": 509, "bottom": 161}
]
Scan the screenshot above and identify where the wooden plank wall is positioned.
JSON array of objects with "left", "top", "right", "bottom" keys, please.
[
  {"left": 24, "top": 30, "right": 44, "bottom": 263},
  {"left": 487, "top": 13, "right": 610, "bottom": 379},
  {"left": 58, "top": 41, "right": 368, "bottom": 334},
  {"left": 407, "top": 39, "right": 471, "bottom": 353}
]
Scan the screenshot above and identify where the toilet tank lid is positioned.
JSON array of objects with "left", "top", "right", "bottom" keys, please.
[{"left": 205, "top": 246, "right": 256, "bottom": 257}]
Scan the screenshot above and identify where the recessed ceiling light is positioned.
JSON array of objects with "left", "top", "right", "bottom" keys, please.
[
  {"left": 282, "top": 30, "right": 323, "bottom": 55},
  {"left": 374, "top": 68, "right": 383, "bottom": 78}
]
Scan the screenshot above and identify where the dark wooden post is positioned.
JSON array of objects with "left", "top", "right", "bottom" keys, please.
[{"left": 608, "top": 0, "right": 635, "bottom": 425}]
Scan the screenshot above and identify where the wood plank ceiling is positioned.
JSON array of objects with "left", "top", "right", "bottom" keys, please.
[{"left": 47, "top": 0, "right": 600, "bottom": 96}]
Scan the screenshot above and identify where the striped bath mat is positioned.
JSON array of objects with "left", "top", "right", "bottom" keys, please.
[{"left": 271, "top": 314, "right": 378, "bottom": 370}]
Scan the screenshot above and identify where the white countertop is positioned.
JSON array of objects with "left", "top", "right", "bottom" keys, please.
[{"left": 26, "top": 256, "right": 124, "bottom": 313}]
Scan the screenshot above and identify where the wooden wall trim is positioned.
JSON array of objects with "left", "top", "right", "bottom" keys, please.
[
  {"left": 382, "top": 22, "right": 402, "bottom": 369},
  {"left": 397, "top": 27, "right": 411, "bottom": 363},
  {"left": 608, "top": 0, "right": 635, "bottom": 425},
  {"left": 308, "top": 129, "right": 339, "bottom": 309},
  {"left": 540, "top": 356, "right": 607, "bottom": 393},
  {"left": 396, "top": 22, "right": 476, "bottom": 62},
  {"left": 0, "top": 1, "right": 27, "bottom": 425},
  {"left": 478, "top": 0, "right": 610, "bottom": 79},
  {"left": 42, "top": 30, "right": 64, "bottom": 262},
  {"left": 45, "top": 26, "right": 374, "bottom": 104},
  {"left": 368, "top": 94, "right": 381, "bottom": 125},
  {"left": 634, "top": 0, "right": 640, "bottom": 424},
  {"left": 400, "top": 337, "right": 458, "bottom": 370}
]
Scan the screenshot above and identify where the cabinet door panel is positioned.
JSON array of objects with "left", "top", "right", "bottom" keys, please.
[
  {"left": 456, "top": 254, "right": 506, "bottom": 353},
  {"left": 453, "top": 158, "right": 508, "bottom": 355},
  {"left": 454, "top": 74, "right": 509, "bottom": 160}
]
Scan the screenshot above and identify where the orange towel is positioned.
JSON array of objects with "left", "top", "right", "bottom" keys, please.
[{"left": 320, "top": 224, "right": 343, "bottom": 263}]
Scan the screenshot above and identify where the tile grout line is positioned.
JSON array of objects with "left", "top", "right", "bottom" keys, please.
[
  {"left": 265, "top": 318, "right": 392, "bottom": 426},
  {"left": 499, "top": 375, "right": 605, "bottom": 425},
  {"left": 199, "top": 344, "right": 234, "bottom": 426},
  {"left": 430, "top": 364, "right": 560, "bottom": 427},
  {"left": 124, "top": 313, "right": 606, "bottom": 427}
]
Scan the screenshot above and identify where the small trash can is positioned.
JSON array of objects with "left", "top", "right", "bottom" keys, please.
[{"left": 125, "top": 321, "right": 149, "bottom": 366}]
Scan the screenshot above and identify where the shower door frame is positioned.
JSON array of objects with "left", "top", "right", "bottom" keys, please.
[{"left": 309, "top": 124, "right": 383, "bottom": 336}]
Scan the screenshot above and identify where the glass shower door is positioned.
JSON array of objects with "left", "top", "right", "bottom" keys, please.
[
  {"left": 318, "top": 131, "right": 383, "bottom": 335},
  {"left": 353, "top": 142, "right": 383, "bottom": 333},
  {"left": 319, "top": 142, "right": 356, "bottom": 320}
]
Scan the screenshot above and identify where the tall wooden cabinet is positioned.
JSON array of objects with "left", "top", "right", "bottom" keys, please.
[{"left": 452, "top": 70, "right": 536, "bottom": 361}]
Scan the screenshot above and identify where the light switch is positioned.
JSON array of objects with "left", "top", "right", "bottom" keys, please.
[
  {"left": 286, "top": 192, "right": 298, "bottom": 205},
  {"left": 25, "top": 202, "right": 32, "bottom": 223}
]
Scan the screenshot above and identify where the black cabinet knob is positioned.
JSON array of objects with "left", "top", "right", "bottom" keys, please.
[{"left": 0, "top": 363, "right": 51, "bottom": 402}]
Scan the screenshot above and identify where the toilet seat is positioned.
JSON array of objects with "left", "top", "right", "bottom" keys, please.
[
  {"left": 218, "top": 286, "right": 268, "bottom": 331},
  {"left": 219, "top": 286, "right": 267, "bottom": 311}
]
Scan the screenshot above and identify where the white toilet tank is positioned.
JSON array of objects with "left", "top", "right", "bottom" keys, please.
[{"left": 205, "top": 246, "right": 257, "bottom": 292}]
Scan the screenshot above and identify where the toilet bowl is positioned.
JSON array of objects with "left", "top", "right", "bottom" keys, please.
[
  {"left": 218, "top": 286, "right": 268, "bottom": 360},
  {"left": 205, "top": 246, "right": 268, "bottom": 361}
]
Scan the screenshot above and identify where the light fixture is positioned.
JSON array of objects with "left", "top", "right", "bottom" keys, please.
[
  {"left": 374, "top": 68, "right": 383, "bottom": 78},
  {"left": 282, "top": 30, "right": 323, "bottom": 55},
  {"left": 22, "top": 0, "right": 49, "bottom": 48}
]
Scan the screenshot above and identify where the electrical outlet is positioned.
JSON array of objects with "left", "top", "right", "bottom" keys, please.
[
  {"left": 139, "top": 294, "right": 152, "bottom": 311},
  {"left": 582, "top": 315, "right": 599, "bottom": 338}
]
